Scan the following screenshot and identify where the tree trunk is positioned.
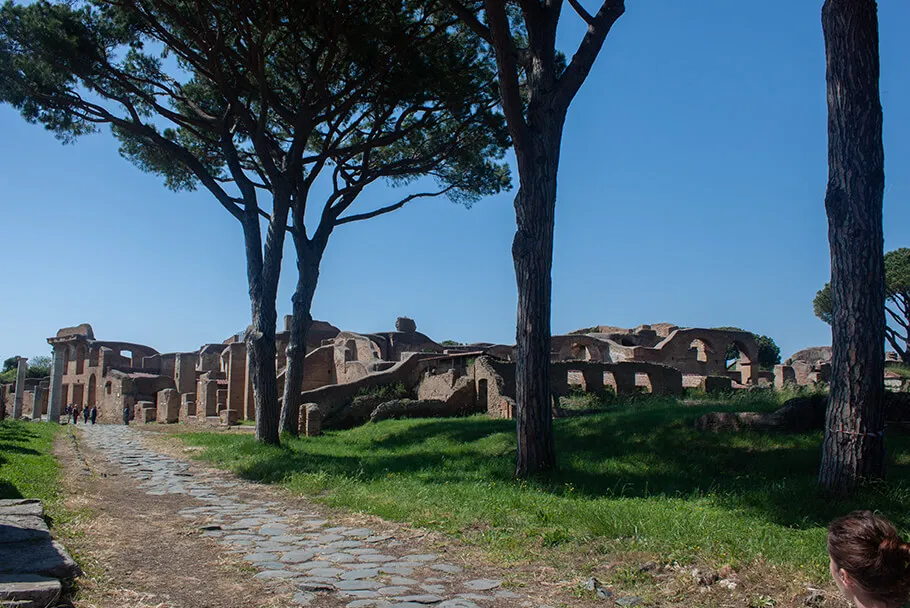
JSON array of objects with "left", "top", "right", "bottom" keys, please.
[
  {"left": 818, "top": 0, "right": 886, "bottom": 493},
  {"left": 513, "top": 126, "right": 561, "bottom": 477},
  {"left": 243, "top": 200, "right": 289, "bottom": 445},
  {"left": 279, "top": 239, "right": 324, "bottom": 436}
]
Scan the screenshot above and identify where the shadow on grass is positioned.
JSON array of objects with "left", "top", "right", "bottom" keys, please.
[
  {"left": 0, "top": 479, "right": 23, "bottom": 499},
  {"left": 185, "top": 397, "right": 910, "bottom": 533},
  {"left": 0, "top": 423, "right": 39, "bottom": 443}
]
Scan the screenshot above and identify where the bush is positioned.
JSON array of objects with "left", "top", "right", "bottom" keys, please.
[{"left": 356, "top": 382, "right": 409, "bottom": 401}]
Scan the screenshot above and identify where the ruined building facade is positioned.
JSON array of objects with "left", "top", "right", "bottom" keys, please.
[{"left": 4, "top": 319, "right": 815, "bottom": 429}]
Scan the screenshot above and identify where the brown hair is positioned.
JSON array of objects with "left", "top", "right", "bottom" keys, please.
[{"left": 828, "top": 511, "right": 910, "bottom": 606}]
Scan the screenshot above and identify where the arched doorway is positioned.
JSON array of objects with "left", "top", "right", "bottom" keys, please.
[{"left": 87, "top": 374, "right": 97, "bottom": 407}]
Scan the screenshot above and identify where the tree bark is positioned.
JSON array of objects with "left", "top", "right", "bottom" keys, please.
[
  {"left": 818, "top": 0, "right": 886, "bottom": 493},
  {"left": 512, "top": 124, "right": 562, "bottom": 477},
  {"left": 244, "top": 200, "right": 289, "bottom": 445},
  {"left": 279, "top": 238, "right": 325, "bottom": 436}
]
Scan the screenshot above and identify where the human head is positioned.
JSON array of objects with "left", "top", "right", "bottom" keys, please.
[{"left": 828, "top": 511, "right": 910, "bottom": 607}]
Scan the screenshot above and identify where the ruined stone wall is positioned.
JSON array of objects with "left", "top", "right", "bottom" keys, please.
[
  {"left": 475, "top": 357, "right": 516, "bottom": 419},
  {"left": 298, "top": 353, "right": 435, "bottom": 424},
  {"left": 301, "top": 345, "right": 336, "bottom": 392}
]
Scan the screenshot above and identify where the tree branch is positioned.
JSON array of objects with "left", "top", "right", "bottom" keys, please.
[
  {"left": 444, "top": 0, "right": 493, "bottom": 44},
  {"left": 566, "top": 0, "right": 595, "bottom": 25},
  {"left": 484, "top": 0, "right": 529, "bottom": 150},
  {"left": 334, "top": 186, "right": 459, "bottom": 226},
  {"left": 556, "top": 0, "right": 624, "bottom": 110}
]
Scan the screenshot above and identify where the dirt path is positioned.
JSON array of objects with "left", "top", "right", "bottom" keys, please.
[
  {"left": 55, "top": 426, "right": 295, "bottom": 608},
  {"left": 54, "top": 425, "right": 573, "bottom": 608}
]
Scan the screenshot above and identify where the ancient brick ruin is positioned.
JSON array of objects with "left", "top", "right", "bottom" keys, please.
[{"left": 0, "top": 318, "right": 834, "bottom": 428}]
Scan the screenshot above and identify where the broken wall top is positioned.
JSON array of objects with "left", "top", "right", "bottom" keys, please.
[{"left": 52, "top": 323, "right": 94, "bottom": 340}]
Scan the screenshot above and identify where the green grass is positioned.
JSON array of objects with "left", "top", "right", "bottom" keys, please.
[
  {"left": 176, "top": 391, "right": 910, "bottom": 581},
  {"left": 0, "top": 420, "right": 63, "bottom": 504}
]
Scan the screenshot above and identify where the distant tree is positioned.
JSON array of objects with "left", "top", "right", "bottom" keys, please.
[
  {"left": 813, "top": 283, "right": 835, "bottom": 325},
  {"left": 818, "top": 0, "right": 886, "bottom": 493},
  {"left": 2, "top": 357, "right": 16, "bottom": 373},
  {"left": 0, "top": 0, "right": 509, "bottom": 442},
  {"left": 440, "top": 340, "right": 463, "bottom": 346},
  {"left": 715, "top": 328, "right": 781, "bottom": 370},
  {"left": 27, "top": 356, "right": 52, "bottom": 379},
  {"left": 814, "top": 249, "right": 910, "bottom": 364},
  {"left": 448, "top": 0, "right": 625, "bottom": 477}
]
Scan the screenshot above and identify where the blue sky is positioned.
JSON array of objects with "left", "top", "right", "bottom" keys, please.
[{"left": 2, "top": 0, "right": 909, "bottom": 362}]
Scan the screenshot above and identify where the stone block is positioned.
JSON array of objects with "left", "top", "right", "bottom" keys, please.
[
  {"left": 395, "top": 317, "right": 417, "bottom": 333},
  {"left": 138, "top": 401, "right": 156, "bottom": 423},
  {"left": 219, "top": 409, "right": 239, "bottom": 426},
  {"left": 180, "top": 394, "right": 196, "bottom": 420},
  {"left": 0, "top": 574, "right": 61, "bottom": 607},
  {"left": 304, "top": 403, "right": 322, "bottom": 437},
  {"left": 157, "top": 388, "right": 180, "bottom": 423},
  {"left": 700, "top": 376, "right": 732, "bottom": 394}
]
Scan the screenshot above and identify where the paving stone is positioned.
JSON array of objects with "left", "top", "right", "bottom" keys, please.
[
  {"left": 379, "top": 586, "right": 411, "bottom": 595},
  {"left": 430, "top": 564, "right": 462, "bottom": 574},
  {"left": 341, "top": 568, "right": 380, "bottom": 580},
  {"left": 281, "top": 550, "right": 317, "bottom": 564},
  {"left": 407, "top": 554, "right": 438, "bottom": 562},
  {"left": 254, "top": 569, "right": 298, "bottom": 580},
  {"left": 421, "top": 585, "right": 446, "bottom": 594},
  {"left": 296, "top": 581, "right": 336, "bottom": 592},
  {"left": 243, "top": 552, "right": 280, "bottom": 563},
  {"left": 392, "top": 595, "right": 444, "bottom": 604},
  {"left": 463, "top": 579, "right": 501, "bottom": 591},
  {"left": 390, "top": 577, "right": 419, "bottom": 585},
  {"left": 336, "top": 580, "right": 384, "bottom": 591},
  {"left": 308, "top": 567, "right": 345, "bottom": 578}
]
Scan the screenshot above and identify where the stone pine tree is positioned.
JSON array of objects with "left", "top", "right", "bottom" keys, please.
[
  {"left": 276, "top": 4, "right": 510, "bottom": 437},
  {"left": 0, "top": 0, "right": 509, "bottom": 443},
  {"left": 447, "top": 0, "right": 625, "bottom": 476},
  {"left": 818, "top": 0, "right": 886, "bottom": 493},
  {"left": 814, "top": 248, "right": 910, "bottom": 364}
]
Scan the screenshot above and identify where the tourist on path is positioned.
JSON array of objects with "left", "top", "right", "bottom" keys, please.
[
  {"left": 122, "top": 406, "right": 130, "bottom": 425},
  {"left": 828, "top": 510, "right": 910, "bottom": 608},
  {"left": 82, "top": 406, "right": 89, "bottom": 424},
  {"left": 89, "top": 406, "right": 97, "bottom": 425},
  {"left": 71, "top": 405, "right": 79, "bottom": 425}
]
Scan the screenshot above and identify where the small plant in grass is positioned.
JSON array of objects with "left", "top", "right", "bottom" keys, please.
[{"left": 748, "top": 595, "right": 776, "bottom": 608}]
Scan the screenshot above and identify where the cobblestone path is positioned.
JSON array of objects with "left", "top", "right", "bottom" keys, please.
[{"left": 79, "top": 425, "right": 554, "bottom": 608}]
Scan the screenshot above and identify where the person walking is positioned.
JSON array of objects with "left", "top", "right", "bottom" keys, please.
[
  {"left": 71, "top": 405, "right": 79, "bottom": 425},
  {"left": 122, "top": 405, "right": 130, "bottom": 425},
  {"left": 89, "top": 406, "right": 97, "bottom": 425},
  {"left": 82, "top": 406, "right": 89, "bottom": 424}
]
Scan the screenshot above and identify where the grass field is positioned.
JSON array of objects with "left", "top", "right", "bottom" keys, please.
[
  {"left": 176, "top": 391, "right": 910, "bottom": 582},
  {"left": 0, "top": 419, "right": 63, "bottom": 504}
]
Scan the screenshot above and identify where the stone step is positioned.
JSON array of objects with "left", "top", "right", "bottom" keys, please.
[{"left": 0, "top": 574, "right": 62, "bottom": 607}]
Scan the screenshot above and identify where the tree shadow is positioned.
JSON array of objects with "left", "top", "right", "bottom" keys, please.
[
  {"left": 206, "top": 401, "right": 910, "bottom": 534},
  {"left": 0, "top": 479, "right": 24, "bottom": 500}
]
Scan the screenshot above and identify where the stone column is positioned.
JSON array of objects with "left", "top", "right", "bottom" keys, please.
[
  {"left": 32, "top": 383, "right": 45, "bottom": 419},
  {"left": 47, "top": 346, "right": 65, "bottom": 423},
  {"left": 12, "top": 357, "right": 27, "bottom": 419}
]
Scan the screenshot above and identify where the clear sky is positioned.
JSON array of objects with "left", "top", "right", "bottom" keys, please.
[{"left": 2, "top": 0, "right": 909, "bottom": 363}]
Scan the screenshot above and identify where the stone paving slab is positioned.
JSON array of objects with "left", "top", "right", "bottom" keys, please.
[{"left": 79, "top": 425, "right": 556, "bottom": 608}]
